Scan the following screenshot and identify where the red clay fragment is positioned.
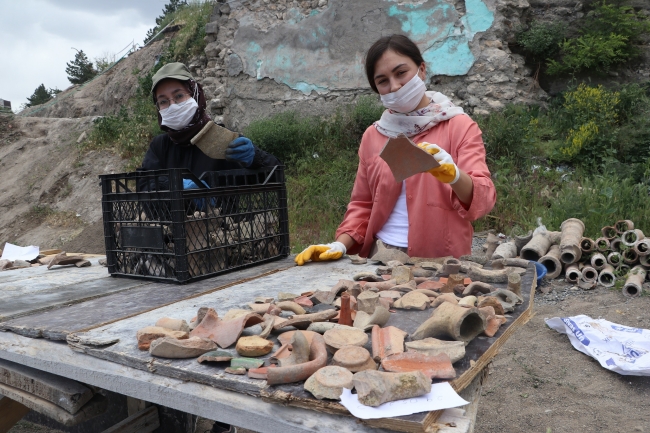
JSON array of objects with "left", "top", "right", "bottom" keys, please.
[
  {"left": 294, "top": 296, "right": 314, "bottom": 308},
  {"left": 381, "top": 352, "right": 456, "bottom": 380},
  {"left": 416, "top": 280, "right": 444, "bottom": 291},
  {"left": 248, "top": 365, "right": 276, "bottom": 380},
  {"left": 266, "top": 334, "right": 328, "bottom": 385},
  {"left": 371, "top": 325, "right": 407, "bottom": 362},
  {"left": 190, "top": 309, "right": 264, "bottom": 348},
  {"left": 339, "top": 293, "right": 353, "bottom": 327}
]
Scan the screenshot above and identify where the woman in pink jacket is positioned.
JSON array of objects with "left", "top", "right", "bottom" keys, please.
[{"left": 295, "top": 34, "right": 496, "bottom": 264}]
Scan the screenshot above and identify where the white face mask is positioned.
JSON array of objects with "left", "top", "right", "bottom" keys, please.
[
  {"left": 160, "top": 98, "right": 199, "bottom": 130},
  {"left": 380, "top": 73, "right": 427, "bottom": 113}
]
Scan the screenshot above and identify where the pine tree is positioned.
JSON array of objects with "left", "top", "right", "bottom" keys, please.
[
  {"left": 65, "top": 50, "right": 96, "bottom": 85},
  {"left": 143, "top": 0, "right": 188, "bottom": 44},
  {"left": 25, "top": 84, "right": 54, "bottom": 107}
]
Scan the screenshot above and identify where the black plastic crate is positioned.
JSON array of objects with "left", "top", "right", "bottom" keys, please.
[{"left": 100, "top": 166, "right": 289, "bottom": 283}]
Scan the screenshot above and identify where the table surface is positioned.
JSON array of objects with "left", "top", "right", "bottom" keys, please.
[{"left": 0, "top": 257, "right": 483, "bottom": 433}]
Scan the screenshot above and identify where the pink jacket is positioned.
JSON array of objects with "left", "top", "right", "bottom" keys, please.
[{"left": 335, "top": 115, "right": 496, "bottom": 258}]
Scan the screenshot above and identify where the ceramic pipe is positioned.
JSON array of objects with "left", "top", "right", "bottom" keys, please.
[
  {"left": 607, "top": 251, "right": 622, "bottom": 267},
  {"left": 615, "top": 264, "right": 631, "bottom": 278},
  {"left": 615, "top": 219, "right": 634, "bottom": 234},
  {"left": 565, "top": 263, "right": 582, "bottom": 284},
  {"left": 622, "top": 266, "right": 646, "bottom": 298},
  {"left": 507, "top": 272, "right": 522, "bottom": 297},
  {"left": 539, "top": 245, "right": 562, "bottom": 279},
  {"left": 595, "top": 237, "right": 610, "bottom": 252},
  {"left": 601, "top": 225, "right": 618, "bottom": 240},
  {"left": 640, "top": 254, "right": 650, "bottom": 268},
  {"left": 590, "top": 253, "right": 607, "bottom": 271},
  {"left": 484, "top": 233, "right": 500, "bottom": 260},
  {"left": 597, "top": 264, "right": 616, "bottom": 288},
  {"left": 581, "top": 265, "right": 598, "bottom": 283},
  {"left": 610, "top": 237, "right": 622, "bottom": 252},
  {"left": 559, "top": 218, "right": 585, "bottom": 264},
  {"left": 623, "top": 248, "right": 639, "bottom": 266},
  {"left": 580, "top": 237, "right": 596, "bottom": 254},
  {"left": 338, "top": 293, "right": 353, "bottom": 327},
  {"left": 514, "top": 230, "right": 533, "bottom": 255},
  {"left": 634, "top": 239, "right": 650, "bottom": 257},
  {"left": 267, "top": 333, "right": 328, "bottom": 385},
  {"left": 411, "top": 302, "right": 486, "bottom": 343},
  {"left": 520, "top": 233, "right": 553, "bottom": 262},
  {"left": 622, "top": 229, "right": 645, "bottom": 247},
  {"left": 492, "top": 241, "right": 517, "bottom": 260}
]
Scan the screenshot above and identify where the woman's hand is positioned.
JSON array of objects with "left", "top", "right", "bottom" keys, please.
[
  {"left": 417, "top": 142, "right": 474, "bottom": 205},
  {"left": 225, "top": 137, "right": 255, "bottom": 166},
  {"left": 294, "top": 241, "right": 347, "bottom": 265}
]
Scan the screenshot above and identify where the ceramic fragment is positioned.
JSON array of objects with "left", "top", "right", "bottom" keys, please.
[
  {"left": 332, "top": 345, "right": 377, "bottom": 372},
  {"left": 235, "top": 336, "right": 274, "bottom": 357},
  {"left": 393, "top": 291, "right": 429, "bottom": 310},
  {"left": 381, "top": 352, "right": 456, "bottom": 380},
  {"left": 304, "top": 366, "right": 353, "bottom": 400},
  {"left": 149, "top": 336, "right": 216, "bottom": 358},
  {"left": 136, "top": 326, "right": 188, "bottom": 351},
  {"left": 353, "top": 306, "right": 391, "bottom": 331},
  {"left": 411, "top": 302, "right": 485, "bottom": 343},
  {"left": 323, "top": 328, "right": 369, "bottom": 354},
  {"left": 155, "top": 317, "right": 190, "bottom": 333},
  {"left": 405, "top": 338, "right": 465, "bottom": 363},
  {"left": 197, "top": 350, "right": 234, "bottom": 364},
  {"left": 371, "top": 325, "right": 407, "bottom": 362},
  {"left": 267, "top": 334, "right": 328, "bottom": 385},
  {"left": 352, "top": 370, "right": 431, "bottom": 407}
]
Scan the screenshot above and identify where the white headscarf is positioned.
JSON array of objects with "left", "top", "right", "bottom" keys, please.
[{"left": 374, "top": 91, "right": 466, "bottom": 138}]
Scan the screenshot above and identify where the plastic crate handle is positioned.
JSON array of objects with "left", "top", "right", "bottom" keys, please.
[
  {"left": 262, "top": 165, "right": 278, "bottom": 185},
  {"left": 182, "top": 170, "right": 208, "bottom": 189}
]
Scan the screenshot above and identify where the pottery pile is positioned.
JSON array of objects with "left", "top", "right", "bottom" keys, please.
[
  {"left": 0, "top": 250, "right": 91, "bottom": 271},
  {"left": 493, "top": 218, "right": 649, "bottom": 297},
  {"left": 134, "top": 241, "right": 526, "bottom": 407}
]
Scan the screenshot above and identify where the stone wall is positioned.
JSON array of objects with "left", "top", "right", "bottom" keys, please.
[{"left": 192, "top": 0, "right": 545, "bottom": 129}]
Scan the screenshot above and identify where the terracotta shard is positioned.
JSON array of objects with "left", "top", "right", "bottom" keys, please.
[
  {"left": 278, "top": 330, "right": 311, "bottom": 367},
  {"left": 379, "top": 134, "right": 439, "bottom": 183},
  {"left": 458, "top": 295, "right": 477, "bottom": 307},
  {"left": 391, "top": 280, "right": 417, "bottom": 293},
  {"left": 490, "top": 258, "right": 530, "bottom": 269},
  {"left": 352, "top": 370, "right": 431, "bottom": 407},
  {"left": 364, "top": 280, "right": 397, "bottom": 291},
  {"left": 441, "top": 274, "right": 464, "bottom": 293},
  {"left": 155, "top": 317, "right": 190, "bottom": 332},
  {"left": 468, "top": 266, "right": 525, "bottom": 284},
  {"left": 332, "top": 345, "right": 377, "bottom": 372},
  {"left": 430, "top": 293, "right": 459, "bottom": 308},
  {"left": 477, "top": 296, "right": 504, "bottom": 315},
  {"left": 381, "top": 352, "right": 456, "bottom": 380},
  {"left": 235, "top": 336, "right": 274, "bottom": 357},
  {"left": 323, "top": 328, "right": 369, "bottom": 353},
  {"left": 248, "top": 365, "right": 275, "bottom": 380},
  {"left": 353, "top": 272, "right": 384, "bottom": 282},
  {"left": 278, "top": 292, "right": 300, "bottom": 302},
  {"left": 266, "top": 334, "right": 329, "bottom": 385},
  {"left": 47, "top": 252, "right": 86, "bottom": 269},
  {"left": 247, "top": 303, "right": 273, "bottom": 314},
  {"left": 230, "top": 357, "right": 264, "bottom": 370},
  {"left": 412, "top": 302, "right": 486, "bottom": 342},
  {"left": 149, "top": 336, "right": 217, "bottom": 358},
  {"left": 269, "top": 343, "right": 292, "bottom": 363},
  {"left": 225, "top": 367, "right": 247, "bottom": 375},
  {"left": 276, "top": 301, "right": 306, "bottom": 315},
  {"left": 412, "top": 267, "right": 435, "bottom": 278},
  {"left": 306, "top": 322, "right": 357, "bottom": 334},
  {"left": 277, "top": 330, "right": 319, "bottom": 346},
  {"left": 74, "top": 260, "right": 91, "bottom": 268},
  {"left": 413, "top": 288, "right": 439, "bottom": 297},
  {"left": 405, "top": 338, "right": 465, "bottom": 363},
  {"left": 254, "top": 297, "right": 274, "bottom": 304},
  {"left": 338, "top": 292, "right": 353, "bottom": 327},
  {"left": 294, "top": 296, "right": 314, "bottom": 308},
  {"left": 304, "top": 366, "right": 354, "bottom": 400},
  {"left": 273, "top": 310, "right": 338, "bottom": 330},
  {"left": 349, "top": 254, "right": 368, "bottom": 265},
  {"left": 223, "top": 309, "right": 250, "bottom": 320},
  {"left": 486, "top": 289, "right": 523, "bottom": 313},
  {"left": 258, "top": 315, "right": 275, "bottom": 339},
  {"left": 357, "top": 291, "right": 380, "bottom": 314},
  {"left": 417, "top": 280, "right": 444, "bottom": 291},
  {"left": 371, "top": 325, "right": 407, "bottom": 362},
  {"left": 136, "top": 326, "right": 189, "bottom": 350},
  {"left": 190, "top": 309, "right": 264, "bottom": 348},
  {"left": 197, "top": 350, "right": 234, "bottom": 364},
  {"left": 370, "top": 239, "right": 410, "bottom": 265},
  {"left": 353, "top": 306, "right": 391, "bottom": 331},
  {"left": 393, "top": 291, "right": 430, "bottom": 310},
  {"left": 463, "top": 281, "right": 494, "bottom": 296},
  {"left": 391, "top": 265, "right": 413, "bottom": 285}
]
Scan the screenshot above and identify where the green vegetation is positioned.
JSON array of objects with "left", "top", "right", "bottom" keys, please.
[
  {"left": 66, "top": 50, "right": 97, "bottom": 85},
  {"left": 25, "top": 84, "right": 60, "bottom": 107},
  {"left": 83, "top": 0, "right": 212, "bottom": 169},
  {"left": 518, "top": 1, "right": 650, "bottom": 77}
]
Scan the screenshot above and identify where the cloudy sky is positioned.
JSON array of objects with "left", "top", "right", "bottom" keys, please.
[{"left": 0, "top": 0, "right": 169, "bottom": 111}]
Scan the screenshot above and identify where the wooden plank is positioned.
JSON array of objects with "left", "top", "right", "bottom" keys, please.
[
  {"left": 435, "top": 408, "right": 471, "bottom": 433},
  {"left": 101, "top": 406, "right": 159, "bottom": 433},
  {"left": 0, "top": 395, "right": 30, "bottom": 433},
  {"left": 1, "top": 257, "right": 294, "bottom": 340},
  {"left": 0, "top": 358, "right": 93, "bottom": 414},
  {"left": 0, "top": 257, "right": 107, "bottom": 285},
  {"left": 0, "top": 382, "right": 108, "bottom": 427},
  {"left": 126, "top": 397, "right": 149, "bottom": 416},
  {"left": 0, "top": 276, "right": 148, "bottom": 322}
]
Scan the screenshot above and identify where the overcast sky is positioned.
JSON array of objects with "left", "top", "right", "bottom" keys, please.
[{"left": 0, "top": 0, "right": 170, "bottom": 111}]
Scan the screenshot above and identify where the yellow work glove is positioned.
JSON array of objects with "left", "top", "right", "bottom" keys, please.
[
  {"left": 417, "top": 142, "right": 461, "bottom": 184},
  {"left": 294, "top": 241, "right": 346, "bottom": 266}
]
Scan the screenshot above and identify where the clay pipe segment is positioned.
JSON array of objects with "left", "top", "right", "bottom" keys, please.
[
  {"left": 594, "top": 237, "right": 610, "bottom": 253},
  {"left": 597, "top": 264, "right": 616, "bottom": 288},
  {"left": 492, "top": 241, "right": 517, "bottom": 260},
  {"left": 266, "top": 333, "right": 328, "bottom": 385},
  {"left": 610, "top": 237, "right": 622, "bottom": 252},
  {"left": 514, "top": 230, "right": 533, "bottom": 255},
  {"left": 565, "top": 263, "right": 582, "bottom": 284},
  {"left": 440, "top": 258, "right": 462, "bottom": 275},
  {"left": 623, "top": 248, "right": 639, "bottom": 265},
  {"left": 520, "top": 233, "right": 552, "bottom": 262},
  {"left": 338, "top": 292, "right": 353, "bottom": 327},
  {"left": 581, "top": 265, "right": 598, "bottom": 283},
  {"left": 559, "top": 218, "right": 585, "bottom": 264},
  {"left": 580, "top": 238, "right": 596, "bottom": 254},
  {"left": 607, "top": 252, "right": 622, "bottom": 267},
  {"left": 484, "top": 233, "right": 500, "bottom": 260},
  {"left": 615, "top": 219, "right": 634, "bottom": 234},
  {"left": 622, "top": 229, "right": 645, "bottom": 247},
  {"left": 467, "top": 267, "right": 524, "bottom": 284},
  {"left": 411, "top": 302, "right": 486, "bottom": 343},
  {"left": 273, "top": 310, "right": 338, "bottom": 330},
  {"left": 463, "top": 281, "right": 494, "bottom": 297},
  {"left": 601, "top": 226, "right": 618, "bottom": 240},
  {"left": 640, "top": 254, "right": 650, "bottom": 268},
  {"left": 490, "top": 258, "right": 530, "bottom": 270},
  {"left": 615, "top": 264, "right": 631, "bottom": 278},
  {"left": 539, "top": 245, "right": 562, "bottom": 279},
  {"left": 622, "top": 266, "right": 646, "bottom": 298},
  {"left": 634, "top": 239, "right": 650, "bottom": 257},
  {"left": 507, "top": 272, "right": 522, "bottom": 297},
  {"left": 590, "top": 253, "right": 607, "bottom": 271}
]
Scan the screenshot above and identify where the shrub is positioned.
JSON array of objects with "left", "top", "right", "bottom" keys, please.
[{"left": 516, "top": 21, "right": 566, "bottom": 63}]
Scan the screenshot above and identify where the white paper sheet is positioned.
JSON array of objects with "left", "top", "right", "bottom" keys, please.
[
  {"left": 0, "top": 243, "right": 39, "bottom": 261},
  {"left": 339, "top": 382, "right": 468, "bottom": 420}
]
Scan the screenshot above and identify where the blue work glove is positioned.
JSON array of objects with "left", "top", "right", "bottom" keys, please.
[
  {"left": 225, "top": 137, "right": 255, "bottom": 167},
  {"left": 183, "top": 179, "right": 214, "bottom": 211}
]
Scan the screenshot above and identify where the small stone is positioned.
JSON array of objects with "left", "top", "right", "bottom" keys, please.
[
  {"left": 230, "top": 357, "right": 265, "bottom": 370},
  {"left": 304, "top": 366, "right": 353, "bottom": 400},
  {"left": 225, "top": 367, "right": 247, "bottom": 375},
  {"left": 278, "top": 292, "right": 300, "bottom": 302},
  {"left": 98, "top": 258, "right": 107, "bottom": 266},
  {"left": 391, "top": 265, "right": 413, "bottom": 285},
  {"left": 149, "top": 336, "right": 216, "bottom": 358},
  {"left": 136, "top": 326, "right": 189, "bottom": 350},
  {"left": 155, "top": 317, "right": 190, "bottom": 332},
  {"left": 393, "top": 291, "right": 430, "bottom": 310},
  {"left": 236, "top": 336, "right": 274, "bottom": 357}
]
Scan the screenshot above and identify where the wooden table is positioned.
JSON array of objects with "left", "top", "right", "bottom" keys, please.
[{"left": 0, "top": 256, "right": 533, "bottom": 432}]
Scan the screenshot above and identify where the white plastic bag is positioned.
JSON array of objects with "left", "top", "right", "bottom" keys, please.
[{"left": 546, "top": 315, "right": 650, "bottom": 376}]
